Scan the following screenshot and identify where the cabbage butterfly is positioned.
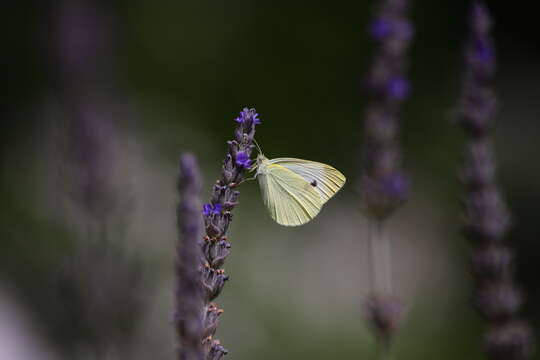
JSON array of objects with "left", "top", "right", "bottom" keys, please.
[{"left": 252, "top": 144, "right": 346, "bottom": 226}]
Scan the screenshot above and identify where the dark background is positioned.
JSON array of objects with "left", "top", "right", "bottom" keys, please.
[{"left": 2, "top": 1, "right": 540, "bottom": 359}]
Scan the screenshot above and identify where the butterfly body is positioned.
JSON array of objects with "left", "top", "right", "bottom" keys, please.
[{"left": 255, "top": 153, "right": 346, "bottom": 226}]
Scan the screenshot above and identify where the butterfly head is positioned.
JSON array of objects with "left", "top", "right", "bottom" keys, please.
[
  {"left": 256, "top": 153, "right": 268, "bottom": 165},
  {"left": 253, "top": 153, "right": 269, "bottom": 173},
  {"left": 252, "top": 139, "right": 269, "bottom": 173}
]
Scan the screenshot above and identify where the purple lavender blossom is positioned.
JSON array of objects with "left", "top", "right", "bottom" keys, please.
[
  {"left": 369, "top": 18, "right": 393, "bottom": 40},
  {"left": 456, "top": 2, "right": 533, "bottom": 359},
  {"left": 473, "top": 38, "right": 495, "bottom": 64},
  {"left": 235, "top": 151, "right": 251, "bottom": 168},
  {"left": 234, "top": 108, "right": 261, "bottom": 125},
  {"left": 387, "top": 76, "right": 410, "bottom": 100},
  {"left": 358, "top": 0, "right": 413, "bottom": 352},
  {"left": 203, "top": 203, "right": 222, "bottom": 217}
]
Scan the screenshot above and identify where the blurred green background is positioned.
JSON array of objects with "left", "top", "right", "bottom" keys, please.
[{"left": 2, "top": 0, "right": 540, "bottom": 359}]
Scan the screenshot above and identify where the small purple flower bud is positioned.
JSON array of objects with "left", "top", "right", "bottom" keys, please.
[
  {"left": 474, "top": 282, "right": 523, "bottom": 319},
  {"left": 202, "top": 266, "right": 229, "bottom": 301},
  {"left": 369, "top": 18, "right": 393, "bottom": 40},
  {"left": 473, "top": 39, "right": 494, "bottom": 64},
  {"left": 359, "top": 172, "right": 409, "bottom": 220},
  {"left": 386, "top": 172, "right": 409, "bottom": 198},
  {"left": 209, "top": 238, "right": 231, "bottom": 268},
  {"left": 203, "top": 203, "right": 222, "bottom": 216},
  {"left": 387, "top": 77, "right": 410, "bottom": 100},
  {"left": 205, "top": 339, "right": 228, "bottom": 360},
  {"left": 470, "top": 245, "right": 513, "bottom": 279},
  {"left": 234, "top": 107, "right": 261, "bottom": 125},
  {"left": 394, "top": 20, "right": 414, "bottom": 42},
  {"left": 484, "top": 321, "right": 533, "bottom": 360},
  {"left": 203, "top": 303, "right": 224, "bottom": 338},
  {"left": 471, "top": 1, "right": 492, "bottom": 34},
  {"left": 235, "top": 151, "right": 251, "bottom": 168},
  {"left": 463, "top": 188, "right": 511, "bottom": 243},
  {"left": 203, "top": 204, "right": 212, "bottom": 217},
  {"left": 364, "top": 294, "right": 404, "bottom": 343}
]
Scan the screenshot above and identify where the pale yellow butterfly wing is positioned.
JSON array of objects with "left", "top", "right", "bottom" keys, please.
[
  {"left": 269, "top": 158, "right": 346, "bottom": 204},
  {"left": 258, "top": 163, "right": 323, "bottom": 226}
]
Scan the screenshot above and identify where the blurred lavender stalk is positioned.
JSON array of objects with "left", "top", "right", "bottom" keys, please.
[
  {"left": 358, "top": 0, "right": 413, "bottom": 355},
  {"left": 176, "top": 154, "right": 205, "bottom": 360},
  {"left": 456, "top": 2, "right": 533, "bottom": 359},
  {"left": 198, "top": 108, "right": 260, "bottom": 359},
  {"left": 50, "top": 0, "right": 119, "bottom": 220},
  {"left": 42, "top": 0, "right": 145, "bottom": 356}
]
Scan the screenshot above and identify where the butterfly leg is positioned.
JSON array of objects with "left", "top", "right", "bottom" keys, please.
[{"left": 230, "top": 174, "right": 258, "bottom": 187}]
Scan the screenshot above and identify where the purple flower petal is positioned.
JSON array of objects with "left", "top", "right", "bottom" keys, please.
[
  {"left": 387, "top": 77, "right": 410, "bottom": 100},
  {"left": 203, "top": 203, "right": 212, "bottom": 216},
  {"left": 234, "top": 108, "right": 261, "bottom": 125},
  {"left": 235, "top": 151, "right": 251, "bottom": 168},
  {"left": 253, "top": 113, "right": 261, "bottom": 125},
  {"left": 473, "top": 39, "right": 494, "bottom": 64},
  {"left": 369, "top": 18, "right": 392, "bottom": 40},
  {"left": 203, "top": 203, "right": 222, "bottom": 216},
  {"left": 212, "top": 203, "right": 222, "bottom": 215}
]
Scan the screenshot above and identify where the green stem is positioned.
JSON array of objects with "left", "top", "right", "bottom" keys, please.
[{"left": 377, "top": 340, "right": 393, "bottom": 360}]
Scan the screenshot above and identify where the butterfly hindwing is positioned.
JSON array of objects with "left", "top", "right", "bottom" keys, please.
[
  {"left": 269, "top": 158, "right": 346, "bottom": 204},
  {"left": 258, "top": 163, "right": 323, "bottom": 226}
]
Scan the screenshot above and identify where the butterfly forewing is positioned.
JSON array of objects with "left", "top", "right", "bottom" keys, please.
[
  {"left": 258, "top": 163, "right": 323, "bottom": 226},
  {"left": 269, "top": 158, "right": 346, "bottom": 204}
]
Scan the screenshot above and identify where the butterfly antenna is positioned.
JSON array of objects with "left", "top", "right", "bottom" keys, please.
[{"left": 253, "top": 138, "right": 263, "bottom": 155}]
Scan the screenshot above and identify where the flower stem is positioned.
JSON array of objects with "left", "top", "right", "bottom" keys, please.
[
  {"left": 376, "top": 341, "right": 393, "bottom": 360},
  {"left": 368, "top": 220, "right": 395, "bottom": 360},
  {"left": 368, "top": 220, "right": 393, "bottom": 295}
]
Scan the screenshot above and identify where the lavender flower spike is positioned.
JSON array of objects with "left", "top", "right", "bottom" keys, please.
[
  {"left": 200, "top": 107, "right": 260, "bottom": 359},
  {"left": 176, "top": 153, "right": 205, "bottom": 360},
  {"left": 456, "top": 2, "right": 533, "bottom": 359},
  {"left": 359, "top": 0, "right": 413, "bottom": 352}
]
